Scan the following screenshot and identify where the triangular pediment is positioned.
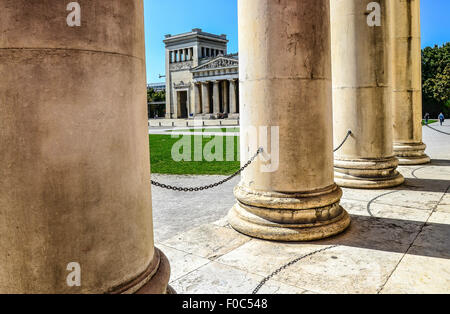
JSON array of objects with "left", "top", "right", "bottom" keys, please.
[{"left": 191, "top": 56, "right": 239, "bottom": 72}]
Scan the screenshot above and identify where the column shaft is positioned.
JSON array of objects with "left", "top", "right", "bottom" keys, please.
[
  {"left": 228, "top": 0, "right": 350, "bottom": 242},
  {"left": 390, "top": 0, "right": 429, "bottom": 165},
  {"left": 194, "top": 83, "right": 202, "bottom": 115},
  {"left": 201, "top": 82, "right": 211, "bottom": 114},
  {"left": 229, "top": 80, "right": 237, "bottom": 114},
  {"left": 222, "top": 81, "right": 229, "bottom": 114},
  {"left": 213, "top": 81, "right": 220, "bottom": 114},
  {"left": 331, "top": 0, "right": 405, "bottom": 189},
  {"left": 0, "top": 0, "right": 170, "bottom": 294}
]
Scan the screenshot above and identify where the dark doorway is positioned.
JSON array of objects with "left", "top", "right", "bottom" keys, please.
[{"left": 177, "top": 91, "right": 188, "bottom": 118}]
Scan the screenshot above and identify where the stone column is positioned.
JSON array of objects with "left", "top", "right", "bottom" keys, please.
[
  {"left": 390, "top": 0, "right": 429, "bottom": 165},
  {"left": 174, "top": 50, "right": 178, "bottom": 63},
  {"left": 194, "top": 83, "right": 202, "bottom": 115},
  {"left": 201, "top": 82, "right": 211, "bottom": 114},
  {"left": 0, "top": 0, "right": 170, "bottom": 294},
  {"left": 228, "top": 0, "right": 350, "bottom": 241},
  {"left": 213, "top": 81, "right": 221, "bottom": 114},
  {"left": 222, "top": 81, "right": 229, "bottom": 113},
  {"left": 331, "top": 0, "right": 405, "bottom": 189},
  {"left": 187, "top": 48, "right": 192, "bottom": 62},
  {"left": 229, "top": 79, "right": 238, "bottom": 114}
]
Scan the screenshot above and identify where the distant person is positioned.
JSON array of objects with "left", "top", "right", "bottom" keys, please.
[
  {"left": 424, "top": 113, "right": 430, "bottom": 125},
  {"left": 439, "top": 112, "right": 445, "bottom": 126}
]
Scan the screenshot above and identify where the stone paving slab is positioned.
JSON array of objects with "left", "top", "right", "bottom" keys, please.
[
  {"left": 161, "top": 224, "right": 252, "bottom": 260},
  {"left": 170, "top": 261, "right": 308, "bottom": 295},
  {"left": 380, "top": 254, "right": 450, "bottom": 294}
]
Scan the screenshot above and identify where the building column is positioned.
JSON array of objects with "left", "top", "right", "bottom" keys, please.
[
  {"left": 187, "top": 48, "right": 192, "bottom": 62},
  {"left": 174, "top": 50, "right": 178, "bottom": 63},
  {"left": 228, "top": 0, "right": 350, "bottom": 242},
  {"left": 390, "top": 0, "right": 430, "bottom": 165},
  {"left": 330, "top": 0, "right": 405, "bottom": 189},
  {"left": 222, "top": 81, "right": 229, "bottom": 113},
  {"left": 229, "top": 79, "right": 238, "bottom": 114},
  {"left": 201, "top": 82, "right": 211, "bottom": 114},
  {"left": 194, "top": 83, "right": 202, "bottom": 115},
  {"left": 213, "top": 81, "right": 221, "bottom": 114},
  {"left": 0, "top": 0, "right": 170, "bottom": 294}
]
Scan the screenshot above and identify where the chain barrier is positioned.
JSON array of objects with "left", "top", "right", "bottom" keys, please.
[
  {"left": 252, "top": 245, "right": 338, "bottom": 294},
  {"left": 151, "top": 130, "right": 353, "bottom": 192},
  {"left": 334, "top": 130, "right": 352, "bottom": 153},
  {"left": 425, "top": 124, "right": 450, "bottom": 136},
  {"left": 151, "top": 148, "right": 263, "bottom": 192}
]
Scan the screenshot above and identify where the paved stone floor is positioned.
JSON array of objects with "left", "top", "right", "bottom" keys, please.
[{"left": 152, "top": 122, "right": 450, "bottom": 294}]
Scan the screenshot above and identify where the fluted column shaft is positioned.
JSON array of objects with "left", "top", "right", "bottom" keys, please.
[
  {"left": 201, "top": 82, "right": 211, "bottom": 114},
  {"left": 222, "top": 81, "right": 229, "bottom": 114},
  {"left": 229, "top": 80, "right": 237, "bottom": 114},
  {"left": 213, "top": 81, "right": 221, "bottom": 114},
  {"left": 194, "top": 83, "right": 202, "bottom": 115}
]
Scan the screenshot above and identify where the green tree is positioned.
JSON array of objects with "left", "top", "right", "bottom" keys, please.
[
  {"left": 147, "top": 88, "right": 166, "bottom": 118},
  {"left": 422, "top": 43, "right": 450, "bottom": 117}
]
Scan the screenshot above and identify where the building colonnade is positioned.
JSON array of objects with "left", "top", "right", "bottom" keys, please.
[
  {"left": 169, "top": 47, "right": 194, "bottom": 63},
  {"left": 0, "top": 0, "right": 428, "bottom": 294},
  {"left": 194, "top": 79, "right": 239, "bottom": 116}
]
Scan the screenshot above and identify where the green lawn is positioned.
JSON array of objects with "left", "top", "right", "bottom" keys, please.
[
  {"left": 165, "top": 127, "right": 240, "bottom": 133},
  {"left": 149, "top": 134, "right": 241, "bottom": 175},
  {"left": 422, "top": 120, "right": 438, "bottom": 125}
]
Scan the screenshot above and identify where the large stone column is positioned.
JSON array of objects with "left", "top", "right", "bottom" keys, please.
[
  {"left": 229, "top": 79, "right": 238, "bottom": 114},
  {"left": 213, "top": 81, "right": 221, "bottom": 114},
  {"left": 0, "top": 0, "right": 170, "bottom": 294},
  {"left": 201, "top": 82, "right": 211, "bottom": 114},
  {"left": 390, "top": 0, "right": 430, "bottom": 165},
  {"left": 228, "top": 0, "right": 350, "bottom": 241},
  {"left": 331, "top": 0, "right": 405, "bottom": 189}
]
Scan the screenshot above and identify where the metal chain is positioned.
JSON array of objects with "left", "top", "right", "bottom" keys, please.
[
  {"left": 334, "top": 130, "right": 352, "bottom": 152},
  {"left": 425, "top": 124, "right": 450, "bottom": 136},
  {"left": 151, "top": 148, "right": 263, "bottom": 192},
  {"left": 152, "top": 129, "right": 351, "bottom": 192},
  {"left": 252, "top": 245, "right": 338, "bottom": 294}
]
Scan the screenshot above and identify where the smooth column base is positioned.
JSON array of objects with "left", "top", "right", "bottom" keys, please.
[
  {"left": 228, "top": 184, "right": 351, "bottom": 242},
  {"left": 394, "top": 142, "right": 431, "bottom": 165},
  {"left": 110, "top": 248, "right": 171, "bottom": 294},
  {"left": 334, "top": 156, "right": 405, "bottom": 189}
]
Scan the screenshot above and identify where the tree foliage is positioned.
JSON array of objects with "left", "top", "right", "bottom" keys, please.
[
  {"left": 147, "top": 88, "right": 166, "bottom": 118},
  {"left": 422, "top": 43, "right": 450, "bottom": 117}
]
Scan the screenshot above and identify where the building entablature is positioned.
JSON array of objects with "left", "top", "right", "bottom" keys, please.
[{"left": 191, "top": 56, "right": 239, "bottom": 82}]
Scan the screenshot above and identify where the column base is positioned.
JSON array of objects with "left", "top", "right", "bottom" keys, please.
[
  {"left": 334, "top": 156, "right": 405, "bottom": 189},
  {"left": 110, "top": 248, "right": 171, "bottom": 294},
  {"left": 228, "top": 184, "right": 351, "bottom": 242},
  {"left": 394, "top": 142, "right": 431, "bottom": 165}
]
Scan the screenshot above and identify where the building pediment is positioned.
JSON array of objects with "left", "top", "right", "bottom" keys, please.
[{"left": 191, "top": 56, "right": 239, "bottom": 73}]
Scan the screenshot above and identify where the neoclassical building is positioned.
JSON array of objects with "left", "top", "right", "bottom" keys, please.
[{"left": 164, "top": 29, "right": 240, "bottom": 119}]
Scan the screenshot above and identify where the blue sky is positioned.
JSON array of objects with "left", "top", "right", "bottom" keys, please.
[{"left": 144, "top": 0, "right": 449, "bottom": 84}]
